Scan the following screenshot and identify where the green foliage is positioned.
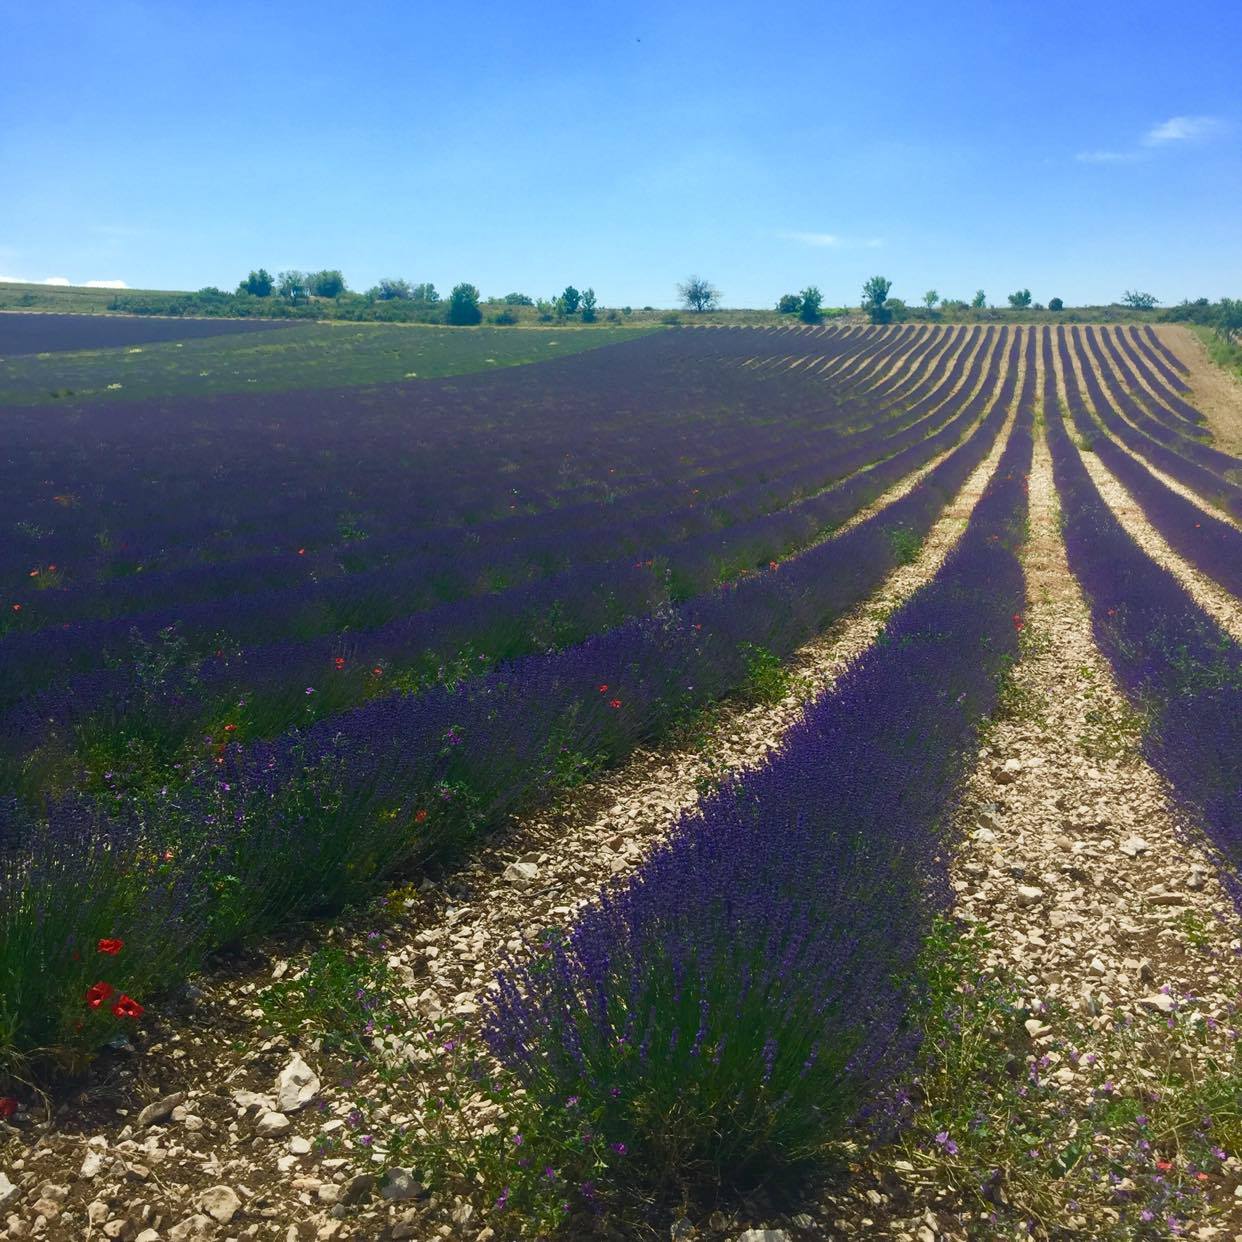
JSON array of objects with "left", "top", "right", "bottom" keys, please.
[
  {"left": 446, "top": 283, "right": 483, "bottom": 326},
  {"left": 887, "top": 524, "right": 922, "bottom": 564},
  {"left": 489, "top": 309, "right": 518, "bottom": 325},
  {"left": 411, "top": 282, "right": 439, "bottom": 304},
  {"left": 739, "top": 642, "right": 794, "bottom": 704},
  {"left": 1215, "top": 296, "right": 1242, "bottom": 339},
  {"left": 862, "top": 275, "right": 892, "bottom": 323},
  {"left": 559, "top": 286, "right": 581, "bottom": 314},
  {"left": 677, "top": 275, "right": 721, "bottom": 312},
  {"left": 239, "top": 268, "right": 273, "bottom": 297},
  {"left": 277, "top": 270, "right": 309, "bottom": 301},
  {"left": 371, "top": 278, "right": 412, "bottom": 301},
  {"left": 923, "top": 289, "right": 939, "bottom": 309},
  {"left": 502, "top": 292, "right": 534, "bottom": 306},
  {"left": 580, "top": 287, "right": 598, "bottom": 323},
  {"left": 1007, "top": 288, "right": 1033, "bottom": 308},
  {"left": 776, "top": 293, "right": 801, "bottom": 314},
  {"left": 1122, "top": 289, "right": 1159, "bottom": 310},
  {"left": 308, "top": 269, "right": 347, "bottom": 298},
  {"left": 972, "top": 289, "right": 987, "bottom": 308},
  {"left": 798, "top": 286, "right": 823, "bottom": 323},
  {"left": 1048, "top": 296, "right": 1064, "bottom": 311}
]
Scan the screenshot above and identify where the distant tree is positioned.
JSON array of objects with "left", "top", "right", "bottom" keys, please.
[
  {"left": 489, "top": 309, "right": 518, "bottom": 325},
  {"left": 622, "top": 306, "right": 633, "bottom": 316},
  {"left": 560, "top": 286, "right": 582, "bottom": 314},
  {"left": 535, "top": 297, "right": 554, "bottom": 322},
  {"left": 776, "top": 293, "right": 802, "bottom": 314},
  {"left": 503, "top": 292, "right": 534, "bottom": 306},
  {"left": 886, "top": 297, "right": 908, "bottom": 321},
  {"left": 373, "top": 277, "right": 412, "bottom": 301},
  {"left": 1007, "top": 288, "right": 1033, "bottom": 309},
  {"left": 277, "top": 270, "right": 309, "bottom": 301},
  {"left": 446, "top": 282, "right": 483, "bottom": 325},
  {"left": 677, "top": 275, "right": 721, "bottom": 312},
  {"left": 971, "top": 289, "right": 987, "bottom": 308},
  {"left": 798, "top": 286, "right": 823, "bottom": 323},
  {"left": 923, "top": 289, "right": 939, "bottom": 310},
  {"left": 1048, "top": 297, "right": 1064, "bottom": 311},
  {"left": 1122, "top": 290, "right": 1158, "bottom": 310},
  {"left": 239, "top": 268, "right": 274, "bottom": 297},
  {"left": 411, "top": 283, "right": 440, "bottom": 304},
  {"left": 307, "top": 269, "right": 346, "bottom": 298},
  {"left": 580, "top": 287, "right": 598, "bottom": 322},
  {"left": 861, "top": 275, "right": 892, "bottom": 323},
  {"left": 1216, "top": 297, "right": 1242, "bottom": 340},
  {"left": 198, "top": 286, "right": 225, "bottom": 297}
]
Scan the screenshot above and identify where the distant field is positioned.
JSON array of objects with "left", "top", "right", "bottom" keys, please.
[
  {"left": 0, "top": 311, "right": 294, "bottom": 356},
  {"left": 0, "top": 317, "right": 655, "bottom": 405}
]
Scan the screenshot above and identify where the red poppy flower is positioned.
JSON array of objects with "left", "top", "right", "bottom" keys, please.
[
  {"left": 609, "top": 699, "right": 622, "bottom": 709},
  {"left": 112, "top": 995, "right": 144, "bottom": 1020},
  {"left": 1012, "top": 614, "right": 1025, "bottom": 632},
  {"left": 372, "top": 667, "right": 383, "bottom": 678},
  {"left": 29, "top": 569, "right": 39, "bottom": 578},
  {"left": 97, "top": 938, "right": 124, "bottom": 955},
  {"left": 415, "top": 809, "right": 428, "bottom": 824},
  {"left": 223, "top": 723, "right": 237, "bottom": 733},
  {"left": 769, "top": 561, "right": 779, "bottom": 571},
  {"left": 334, "top": 656, "right": 346, "bottom": 670},
  {"left": 86, "top": 981, "right": 115, "bottom": 1009},
  {"left": 297, "top": 548, "right": 306, "bottom": 556},
  {"left": 597, "top": 684, "right": 609, "bottom": 693},
  {"left": 10, "top": 604, "right": 20, "bottom": 613},
  {"left": 0, "top": 1097, "right": 17, "bottom": 1119}
]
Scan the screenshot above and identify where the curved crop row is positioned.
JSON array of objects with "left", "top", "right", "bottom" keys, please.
[
  {"left": 484, "top": 368, "right": 1035, "bottom": 1207},
  {"left": 0, "top": 331, "right": 1025, "bottom": 1059}
]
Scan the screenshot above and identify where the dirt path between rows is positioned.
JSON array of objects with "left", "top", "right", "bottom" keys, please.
[{"left": 1155, "top": 324, "right": 1242, "bottom": 458}]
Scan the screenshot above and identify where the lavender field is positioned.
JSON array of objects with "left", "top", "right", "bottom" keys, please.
[{"left": 1, "top": 316, "right": 1240, "bottom": 1239}]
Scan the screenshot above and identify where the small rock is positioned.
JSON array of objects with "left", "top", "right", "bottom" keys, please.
[
  {"left": 670, "top": 1219, "right": 696, "bottom": 1240},
  {"left": 0, "top": 1172, "right": 16, "bottom": 1206},
  {"left": 1024, "top": 1019, "right": 1051, "bottom": 1039},
  {"left": 340, "top": 1173, "right": 375, "bottom": 1205},
  {"left": 503, "top": 860, "right": 539, "bottom": 883},
  {"left": 318, "top": 1184, "right": 340, "bottom": 1205},
  {"left": 198, "top": 1185, "right": 241, "bottom": 1224},
  {"left": 1118, "top": 835, "right": 1149, "bottom": 857},
  {"left": 1187, "top": 867, "right": 1206, "bottom": 891},
  {"left": 451, "top": 1203, "right": 474, "bottom": 1226},
  {"left": 275, "top": 1054, "right": 320, "bottom": 1113},
  {"left": 137, "top": 1092, "right": 186, "bottom": 1129},
  {"left": 31, "top": 1197, "right": 61, "bottom": 1220},
  {"left": 80, "top": 1150, "right": 105, "bottom": 1179},
  {"left": 1016, "top": 885, "right": 1044, "bottom": 906},
  {"left": 256, "top": 1111, "right": 291, "bottom": 1136},
  {"left": 380, "top": 1167, "right": 428, "bottom": 1202},
  {"left": 736, "top": 1231, "right": 791, "bottom": 1242},
  {"left": 167, "top": 1215, "right": 214, "bottom": 1242},
  {"left": 288, "top": 1136, "right": 311, "bottom": 1155},
  {"left": 135, "top": 1231, "right": 161, "bottom": 1242},
  {"left": 1139, "top": 993, "right": 1175, "bottom": 1015},
  {"left": 89, "top": 1201, "right": 110, "bottom": 1224}
]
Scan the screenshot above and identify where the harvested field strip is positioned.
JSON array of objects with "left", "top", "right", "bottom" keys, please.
[{"left": 1108, "top": 324, "right": 1205, "bottom": 426}]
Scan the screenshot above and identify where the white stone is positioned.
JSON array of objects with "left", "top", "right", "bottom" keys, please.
[
  {"left": 503, "top": 861, "right": 539, "bottom": 882},
  {"left": 275, "top": 1053, "right": 320, "bottom": 1113},
  {"left": 256, "top": 1111, "right": 292, "bottom": 1136},
  {"left": 1118, "top": 835, "right": 1149, "bottom": 857},
  {"left": 1016, "top": 885, "right": 1044, "bottom": 906}
]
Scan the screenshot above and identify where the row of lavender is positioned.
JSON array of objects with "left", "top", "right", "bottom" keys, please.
[
  {"left": 0, "top": 331, "right": 1028, "bottom": 1057},
  {"left": 0, "top": 326, "right": 974, "bottom": 689},
  {"left": 1053, "top": 330, "right": 1242, "bottom": 598},
  {"left": 1069, "top": 328, "right": 1242, "bottom": 523},
  {"left": 0, "top": 330, "right": 1003, "bottom": 798},
  {"left": 482, "top": 362, "right": 1035, "bottom": 1212},
  {"left": 1, "top": 325, "right": 921, "bottom": 599},
  {"left": 1044, "top": 354, "right": 1242, "bottom": 906}
]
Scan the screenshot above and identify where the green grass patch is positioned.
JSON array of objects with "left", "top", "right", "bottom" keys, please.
[{"left": 0, "top": 321, "right": 654, "bottom": 406}]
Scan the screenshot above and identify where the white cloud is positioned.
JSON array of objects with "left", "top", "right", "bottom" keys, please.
[
  {"left": 1143, "top": 115, "right": 1224, "bottom": 146},
  {"left": 85, "top": 279, "right": 129, "bottom": 289},
  {"left": 0, "top": 275, "right": 28, "bottom": 284},
  {"left": 779, "top": 231, "right": 884, "bottom": 249},
  {"left": 1075, "top": 149, "right": 1144, "bottom": 164},
  {"left": 44, "top": 276, "right": 71, "bottom": 286}
]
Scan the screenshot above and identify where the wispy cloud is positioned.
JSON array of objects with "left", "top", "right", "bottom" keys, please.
[
  {"left": 1075, "top": 149, "right": 1145, "bottom": 164},
  {"left": 1143, "top": 115, "right": 1225, "bottom": 146},
  {"left": 1078, "top": 114, "right": 1227, "bottom": 165},
  {"left": 779, "top": 231, "right": 884, "bottom": 249},
  {"left": 85, "top": 279, "right": 128, "bottom": 289},
  {"left": 44, "top": 276, "right": 71, "bottom": 286}
]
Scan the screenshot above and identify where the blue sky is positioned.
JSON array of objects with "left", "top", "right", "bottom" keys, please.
[{"left": 2, "top": 0, "right": 1239, "bottom": 307}]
